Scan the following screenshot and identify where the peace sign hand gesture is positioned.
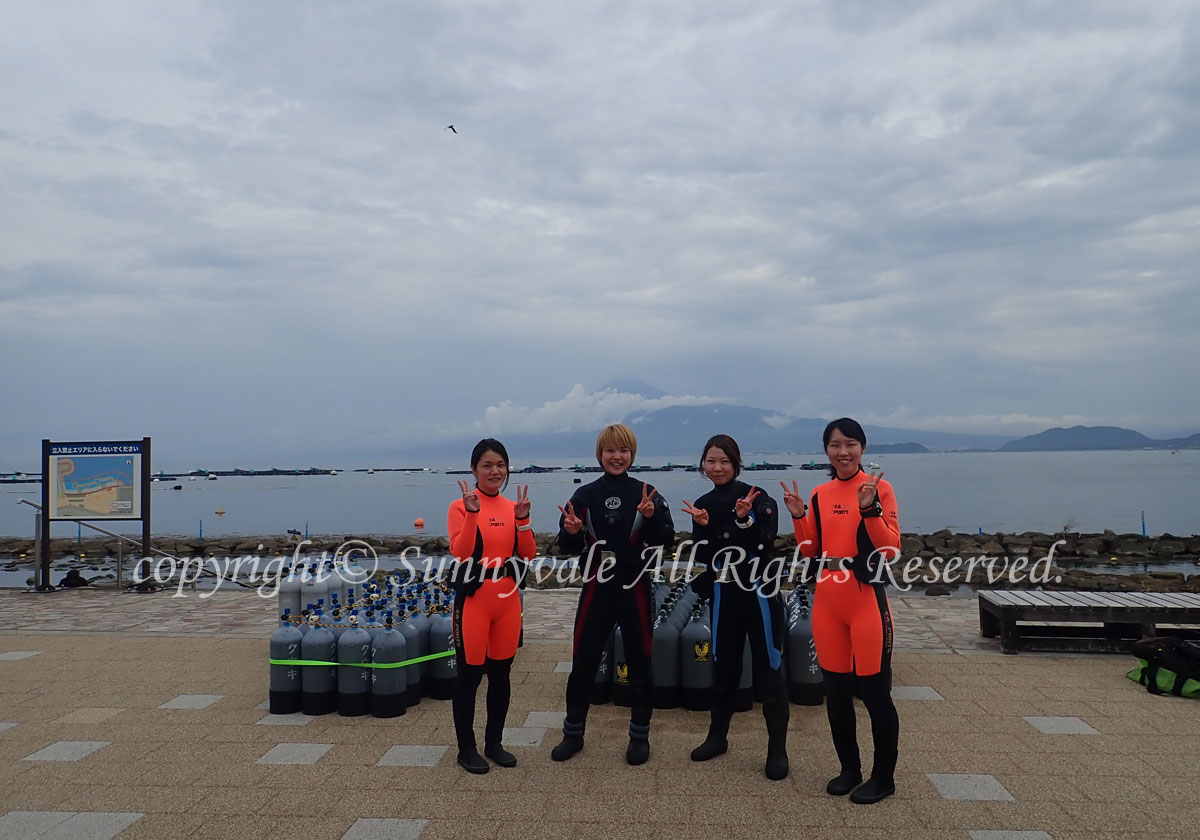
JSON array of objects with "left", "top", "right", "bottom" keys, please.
[
  {"left": 513, "top": 485, "right": 531, "bottom": 520},
  {"left": 780, "top": 480, "right": 807, "bottom": 519},
  {"left": 858, "top": 471, "right": 884, "bottom": 510},
  {"left": 457, "top": 480, "right": 480, "bottom": 514},
  {"left": 637, "top": 484, "right": 659, "bottom": 518},
  {"left": 558, "top": 501, "right": 582, "bottom": 535},
  {"left": 734, "top": 487, "right": 760, "bottom": 519},
  {"left": 681, "top": 500, "right": 709, "bottom": 527}
]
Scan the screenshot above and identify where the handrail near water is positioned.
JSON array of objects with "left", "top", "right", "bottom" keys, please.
[{"left": 17, "top": 498, "right": 254, "bottom": 591}]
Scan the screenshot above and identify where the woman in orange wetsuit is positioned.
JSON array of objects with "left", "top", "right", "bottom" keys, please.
[
  {"left": 783, "top": 417, "right": 900, "bottom": 804},
  {"left": 446, "top": 438, "right": 537, "bottom": 774}
]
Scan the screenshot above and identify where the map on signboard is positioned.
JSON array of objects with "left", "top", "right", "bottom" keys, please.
[{"left": 51, "top": 455, "right": 139, "bottom": 519}]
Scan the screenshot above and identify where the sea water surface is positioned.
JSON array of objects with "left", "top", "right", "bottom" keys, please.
[{"left": 4, "top": 450, "right": 1198, "bottom": 540}]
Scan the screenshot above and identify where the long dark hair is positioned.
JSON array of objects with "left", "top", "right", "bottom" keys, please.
[
  {"left": 470, "top": 438, "right": 511, "bottom": 491},
  {"left": 823, "top": 418, "right": 866, "bottom": 478},
  {"left": 700, "top": 434, "right": 742, "bottom": 479}
]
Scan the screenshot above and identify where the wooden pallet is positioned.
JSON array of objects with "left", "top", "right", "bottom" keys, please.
[{"left": 977, "top": 590, "right": 1200, "bottom": 654}]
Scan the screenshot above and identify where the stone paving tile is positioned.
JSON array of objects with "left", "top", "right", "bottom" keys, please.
[
  {"left": 0, "top": 810, "right": 75, "bottom": 839},
  {"left": 968, "top": 832, "right": 1054, "bottom": 840},
  {"left": 1022, "top": 716, "right": 1099, "bottom": 735},
  {"left": 0, "top": 724, "right": 17, "bottom": 733},
  {"left": 376, "top": 745, "right": 447, "bottom": 767},
  {"left": 22, "top": 742, "right": 110, "bottom": 762},
  {"left": 340, "top": 817, "right": 429, "bottom": 840},
  {"left": 927, "top": 773, "right": 1015, "bottom": 801},
  {"left": 500, "top": 727, "right": 545, "bottom": 747},
  {"left": 256, "top": 743, "right": 333, "bottom": 765},
  {"left": 553, "top": 661, "right": 572, "bottom": 673},
  {"left": 0, "top": 811, "right": 145, "bottom": 840},
  {"left": 0, "top": 651, "right": 42, "bottom": 660},
  {"left": 159, "top": 694, "right": 223, "bottom": 710},
  {"left": 521, "top": 711, "right": 563, "bottom": 728},
  {"left": 39, "top": 811, "right": 144, "bottom": 840},
  {"left": 892, "top": 686, "right": 944, "bottom": 701},
  {"left": 254, "top": 712, "right": 312, "bottom": 726}
]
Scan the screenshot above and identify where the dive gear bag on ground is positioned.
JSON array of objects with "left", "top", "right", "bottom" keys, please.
[{"left": 1126, "top": 636, "right": 1200, "bottom": 698}]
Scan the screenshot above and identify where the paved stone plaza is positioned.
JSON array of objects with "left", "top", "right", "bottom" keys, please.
[{"left": 0, "top": 589, "right": 1196, "bottom": 839}]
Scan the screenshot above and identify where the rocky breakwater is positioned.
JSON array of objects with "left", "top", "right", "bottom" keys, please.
[
  {"left": 844, "top": 529, "right": 1200, "bottom": 594},
  {"left": 3, "top": 530, "right": 1199, "bottom": 594}
]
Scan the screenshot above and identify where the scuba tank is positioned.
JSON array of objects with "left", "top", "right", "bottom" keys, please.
[
  {"left": 426, "top": 606, "right": 456, "bottom": 700},
  {"left": 786, "top": 586, "right": 824, "bottom": 705},
  {"left": 651, "top": 610, "right": 681, "bottom": 709},
  {"left": 336, "top": 611, "right": 372, "bottom": 717},
  {"left": 398, "top": 608, "right": 424, "bottom": 706},
  {"left": 301, "top": 565, "right": 328, "bottom": 617},
  {"left": 680, "top": 604, "right": 713, "bottom": 711},
  {"left": 371, "top": 611, "right": 407, "bottom": 718},
  {"left": 268, "top": 613, "right": 304, "bottom": 714},
  {"left": 406, "top": 599, "right": 432, "bottom": 691},
  {"left": 300, "top": 611, "right": 337, "bottom": 715},
  {"left": 278, "top": 565, "right": 303, "bottom": 618}
]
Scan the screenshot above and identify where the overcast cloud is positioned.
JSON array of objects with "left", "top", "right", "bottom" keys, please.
[{"left": 2, "top": 0, "right": 1198, "bottom": 466}]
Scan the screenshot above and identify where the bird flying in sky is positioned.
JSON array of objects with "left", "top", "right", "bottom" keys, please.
[{"left": 445, "top": 125, "right": 457, "bottom": 134}]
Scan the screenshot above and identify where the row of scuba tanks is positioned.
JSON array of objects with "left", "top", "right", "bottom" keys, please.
[
  {"left": 594, "top": 581, "right": 824, "bottom": 711},
  {"left": 269, "top": 563, "right": 467, "bottom": 717},
  {"left": 268, "top": 561, "right": 824, "bottom": 718}
]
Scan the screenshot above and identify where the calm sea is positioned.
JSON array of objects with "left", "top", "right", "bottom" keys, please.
[{"left": 4, "top": 450, "right": 1198, "bottom": 540}]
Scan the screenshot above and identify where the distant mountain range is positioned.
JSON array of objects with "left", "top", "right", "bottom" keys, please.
[
  {"left": 999, "top": 426, "right": 1200, "bottom": 452},
  {"left": 368, "top": 385, "right": 1199, "bottom": 463}
]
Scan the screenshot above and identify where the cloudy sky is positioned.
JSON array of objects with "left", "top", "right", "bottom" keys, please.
[{"left": 2, "top": 0, "right": 1198, "bottom": 466}]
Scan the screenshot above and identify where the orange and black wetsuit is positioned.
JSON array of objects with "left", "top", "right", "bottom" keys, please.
[
  {"left": 793, "top": 468, "right": 901, "bottom": 797},
  {"left": 552, "top": 472, "right": 674, "bottom": 762},
  {"left": 446, "top": 488, "right": 537, "bottom": 759}
]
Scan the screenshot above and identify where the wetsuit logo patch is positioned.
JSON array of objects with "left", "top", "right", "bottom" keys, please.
[
  {"left": 604, "top": 497, "right": 621, "bottom": 510},
  {"left": 693, "top": 641, "right": 710, "bottom": 662},
  {"left": 616, "top": 663, "right": 629, "bottom": 683}
]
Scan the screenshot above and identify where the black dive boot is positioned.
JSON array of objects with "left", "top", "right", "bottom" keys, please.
[
  {"left": 823, "top": 670, "right": 862, "bottom": 795},
  {"left": 764, "top": 700, "right": 790, "bottom": 781},
  {"left": 550, "top": 717, "right": 585, "bottom": 762},
  {"left": 690, "top": 708, "right": 731, "bottom": 762},
  {"left": 626, "top": 721, "right": 650, "bottom": 766}
]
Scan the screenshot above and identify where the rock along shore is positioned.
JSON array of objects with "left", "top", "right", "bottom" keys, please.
[{"left": 3, "top": 529, "right": 1199, "bottom": 593}]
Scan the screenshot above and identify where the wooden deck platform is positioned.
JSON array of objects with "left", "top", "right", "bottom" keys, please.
[{"left": 977, "top": 589, "right": 1200, "bottom": 654}]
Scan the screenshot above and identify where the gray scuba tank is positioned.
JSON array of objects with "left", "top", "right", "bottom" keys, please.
[
  {"left": 406, "top": 600, "right": 432, "bottom": 689},
  {"left": 278, "top": 565, "right": 303, "bottom": 618},
  {"left": 590, "top": 628, "right": 615, "bottom": 705},
  {"left": 786, "top": 586, "right": 824, "bottom": 705},
  {"left": 371, "top": 611, "right": 407, "bottom": 718},
  {"left": 300, "top": 612, "right": 337, "bottom": 715},
  {"left": 426, "top": 606, "right": 456, "bottom": 700},
  {"left": 268, "top": 613, "right": 304, "bottom": 714},
  {"left": 398, "top": 608, "right": 424, "bottom": 706},
  {"left": 301, "top": 565, "right": 328, "bottom": 617},
  {"left": 337, "top": 612, "right": 372, "bottom": 717},
  {"left": 680, "top": 605, "right": 713, "bottom": 711},
  {"left": 651, "top": 611, "right": 681, "bottom": 708}
]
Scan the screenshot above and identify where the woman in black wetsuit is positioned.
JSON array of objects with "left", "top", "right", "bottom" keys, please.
[{"left": 683, "top": 434, "right": 790, "bottom": 780}]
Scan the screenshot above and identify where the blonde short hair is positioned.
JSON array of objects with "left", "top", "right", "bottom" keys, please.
[{"left": 595, "top": 424, "right": 637, "bottom": 465}]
